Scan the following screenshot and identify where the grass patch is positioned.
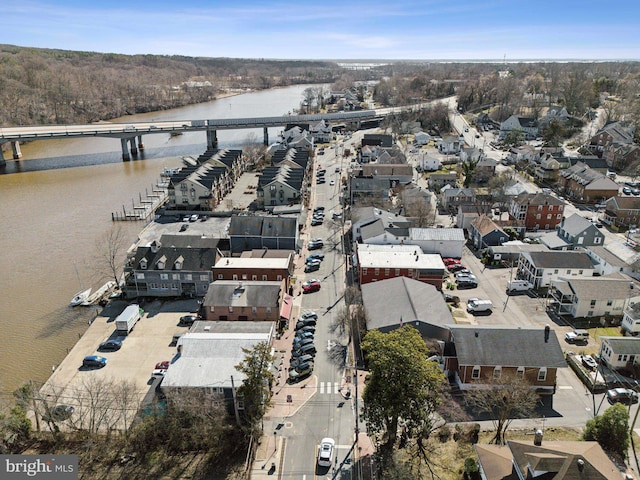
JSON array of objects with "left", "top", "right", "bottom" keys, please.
[
  {"left": 478, "top": 426, "right": 582, "bottom": 444},
  {"left": 589, "top": 327, "right": 622, "bottom": 341}
]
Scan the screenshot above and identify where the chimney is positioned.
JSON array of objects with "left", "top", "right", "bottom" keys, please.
[
  {"left": 534, "top": 429, "right": 543, "bottom": 446},
  {"left": 544, "top": 324, "right": 550, "bottom": 343}
]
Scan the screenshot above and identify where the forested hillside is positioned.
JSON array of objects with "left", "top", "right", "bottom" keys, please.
[{"left": 0, "top": 44, "right": 339, "bottom": 126}]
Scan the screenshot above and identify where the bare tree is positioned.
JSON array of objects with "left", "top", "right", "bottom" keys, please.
[
  {"left": 95, "top": 224, "right": 128, "bottom": 286},
  {"left": 464, "top": 373, "right": 539, "bottom": 445}
]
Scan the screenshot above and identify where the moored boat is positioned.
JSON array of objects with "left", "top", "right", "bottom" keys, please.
[{"left": 70, "top": 288, "right": 91, "bottom": 307}]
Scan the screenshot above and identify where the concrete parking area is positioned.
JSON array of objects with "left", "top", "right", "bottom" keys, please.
[{"left": 41, "top": 299, "right": 200, "bottom": 421}]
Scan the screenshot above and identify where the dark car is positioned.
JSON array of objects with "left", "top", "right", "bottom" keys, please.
[
  {"left": 297, "top": 325, "right": 316, "bottom": 334},
  {"left": 292, "top": 337, "right": 315, "bottom": 349},
  {"left": 300, "top": 311, "right": 318, "bottom": 320},
  {"left": 305, "top": 263, "right": 320, "bottom": 273},
  {"left": 307, "top": 254, "right": 324, "bottom": 261},
  {"left": 296, "top": 319, "right": 317, "bottom": 330},
  {"left": 289, "top": 354, "right": 314, "bottom": 370},
  {"left": 317, "top": 178, "right": 326, "bottom": 184},
  {"left": 448, "top": 263, "right": 467, "bottom": 272},
  {"left": 292, "top": 343, "right": 317, "bottom": 357},
  {"left": 607, "top": 388, "right": 639, "bottom": 405},
  {"left": 42, "top": 404, "right": 75, "bottom": 422},
  {"left": 179, "top": 315, "right": 200, "bottom": 326},
  {"left": 98, "top": 339, "right": 122, "bottom": 352},
  {"left": 311, "top": 219, "right": 323, "bottom": 226},
  {"left": 456, "top": 279, "right": 478, "bottom": 289},
  {"left": 295, "top": 331, "right": 315, "bottom": 341},
  {"left": 308, "top": 240, "right": 324, "bottom": 251},
  {"left": 314, "top": 206, "right": 325, "bottom": 212},
  {"left": 82, "top": 355, "right": 107, "bottom": 369}
]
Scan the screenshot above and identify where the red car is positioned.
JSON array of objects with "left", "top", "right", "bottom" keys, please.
[
  {"left": 448, "top": 263, "right": 467, "bottom": 272},
  {"left": 443, "top": 258, "right": 461, "bottom": 266},
  {"left": 302, "top": 279, "right": 321, "bottom": 293},
  {"left": 155, "top": 361, "right": 170, "bottom": 370}
]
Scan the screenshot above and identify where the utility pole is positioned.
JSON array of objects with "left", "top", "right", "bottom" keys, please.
[{"left": 230, "top": 375, "right": 241, "bottom": 426}]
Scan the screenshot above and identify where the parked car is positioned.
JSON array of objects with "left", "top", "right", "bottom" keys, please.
[
  {"left": 289, "top": 354, "right": 314, "bottom": 370},
  {"left": 292, "top": 343, "right": 317, "bottom": 357},
  {"left": 98, "top": 339, "right": 122, "bottom": 352},
  {"left": 180, "top": 223, "right": 189, "bottom": 232},
  {"left": 178, "top": 314, "right": 200, "bottom": 326},
  {"left": 607, "top": 388, "right": 639, "bottom": 405},
  {"left": 565, "top": 330, "right": 589, "bottom": 343},
  {"left": 307, "top": 254, "right": 325, "bottom": 261},
  {"left": 42, "top": 404, "right": 75, "bottom": 422},
  {"left": 305, "top": 263, "right": 320, "bottom": 273},
  {"left": 317, "top": 178, "right": 326, "bottom": 184},
  {"left": 151, "top": 368, "right": 166, "bottom": 378},
  {"left": 581, "top": 355, "right": 598, "bottom": 370},
  {"left": 302, "top": 279, "right": 321, "bottom": 293},
  {"left": 308, "top": 240, "right": 324, "bottom": 250},
  {"left": 329, "top": 180, "right": 335, "bottom": 186},
  {"left": 295, "top": 331, "right": 315, "bottom": 341},
  {"left": 314, "top": 206, "right": 325, "bottom": 212},
  {"left": 332, "top": 211, "right": 342, "bottom": 219},
  {"left": 456, "top": 278, "right": 478, "bottom": 289},
  {"left": 293, "top": 337, "right": 315, "bottom": 350},
  {"left": 311, "top": 219, "right": 323, "bottom": 226},
  {"left": 317, "top": 438, "right": 336, "bottom": 467},
  {"left": 288, "top": 364, "right": 313, "bottom": 381},
  {"left": 297, "top": 325, "right": 316, "bottom": 334},
  {"left": 296, "top": 318, "right": 317, "bottom": 329},
  {"left": 82, "top": 355, "right": 107, "bottom": 369},
  {"left": 155, "top": 361, "right": 170, "bottom": 370},
  {"left": 623, "top": 187, "right": 632, "bottom": 195},
  {"left": 448, "top": 263, "right": 467, "bottom": 272}
]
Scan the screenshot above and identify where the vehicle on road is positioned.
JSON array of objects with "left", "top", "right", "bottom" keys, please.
[
  {"left": 189, "top": 214, "right": 199, "bottom": 222},
  {"left": 115, "top": 304, "right": 142, "bottom": 335},
  {"left": 448, "top": 263, "right": 467, "bottom": 272},
  {"left": 307, "top": 254, "right": 325, "bottom": 261},
  {"left": 155, "top": 361, "right": 170, "bottom": 370},
  {"left": 98, "top": 339, "right": 122, "bottom": 352},
  {"left": 332, "top": 211, "right": 342, "bottom": 219},
  {"left": 292, "top": 343, "right": 317, "bottom": 356},
  {"left": 288, "top": 364, "right": 313, "bottom": 381},
  {"left": 565, "top": 330, "right": 589, "bottom": 343},
  {"left": 456, "top": 277, "right": 478, "bottom": 289},
  {"left": 296, "top": 319, "right": 317, "bottom": 330},
  {"left": 305, "top": 258, "right": 322, "bottom": 266},
  {"left": 308, "top": 240, "right": 324, "bottom": 250},
  {"left": 295, "top": 331, "right": 314, "bottom": 341},
  {"left": 180, "top": 223, "right": 189, "bottom": 232},
  {"left": 82, "top": 355, "right": 107, "bottom": 369},
  {"left": 179, "top": 314, "right": 200, "bottom": 326},
  {"left": 314, "top": 206, "right": 325, "bottom": 212},
  {"left": 311, "top": 219, "right": 323, "bottom": 226},
  {"left": 607, "top": 388, "right": 639, "bottom": 405},
  {"left": 317, "top": 438, "right": 336, "bottom": 467},
  {"left": 293, "top": 337, "right": 315, "bottom": 349},
  {"left": 329, "top": 180, "right": 335, "bottom": 186},
  {"left": 302, "top": 279, "right": 321, "bottom": 293},
  {"left": 297, "top": 325, "right": 316, "bottom": 334},
  {"left": 300, "top": 311, "right": 318, "bottom": 320},
  {"left": 289, "top": 354, "right": 314, "bottom": 370},
  {"left": 581, "top": 355, "right": 598, "bottom": 370}
]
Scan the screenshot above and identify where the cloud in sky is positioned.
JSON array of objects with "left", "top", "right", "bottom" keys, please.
[{"left": 2, "top": 0, "right": 639, "bottom": 60}]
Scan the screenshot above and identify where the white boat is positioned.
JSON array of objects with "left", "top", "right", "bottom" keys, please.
[
  {"left": 81, "top": 281, "right": 116, "bottom": 306},
  {"left": 70, "top": 288, "right": 92, "bottom": 307}
]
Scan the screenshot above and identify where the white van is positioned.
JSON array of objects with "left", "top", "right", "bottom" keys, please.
[
  {"left": 507, "top": 280, "right": 533, "bottom": 293},
  {"left": 467, "top": 299, "right": 493, "bottom": 313}
]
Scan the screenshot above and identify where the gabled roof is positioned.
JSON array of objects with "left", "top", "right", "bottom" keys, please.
[
  {"left": 600, "top": 336, "right": 640, "bottom": 354},
  {"left": 607, "top": 195, "right": 640, "bottom": 211},
  {"left": 514, "top": 192, "right": 564, "bottom": 207},
  {"left": 362, "top": 277, "right": 453, "bottom": 330},
  {"left": 560, "top": 213, "right": 597, "bottom": 236},
  {"left": 557, "top": 276, "right": 637, "bottom": 301},
  {"left": 471, "top": 215, "right": 507, "bottom": 237},
  {"left": 524, "top": 251, "right": 595, "bottom": 269},
  {"left": 359, "top": 220, "right": 386, "bottom": 241},
  {"left": 228, "top": 216, "right": 297, "bottom": 238},
  {"left": 449, "top": 326, "right": 566, "bottom": 368},
  {"left": 508, "top": 440, "right": 620, "bottom": 480},
  {"left": 133, "top": 235, "right": 219, "bottom": 272}
]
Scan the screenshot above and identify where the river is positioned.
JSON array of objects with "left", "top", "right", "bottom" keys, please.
[{"left": 0, "top": 84, "right": 316, "bottom": 395}]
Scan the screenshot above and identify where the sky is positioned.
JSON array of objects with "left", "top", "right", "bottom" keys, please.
[{"left": 2, "top": 0, "right": 640, "bottom": 61}]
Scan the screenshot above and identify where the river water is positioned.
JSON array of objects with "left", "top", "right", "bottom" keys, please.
[{"left": 0, "top": 84, "right": 315, "bottom": 394}]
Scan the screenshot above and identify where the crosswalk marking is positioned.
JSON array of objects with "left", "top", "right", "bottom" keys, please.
[{"left": 319, "top": 382, "right": 340, "bottom": 394}]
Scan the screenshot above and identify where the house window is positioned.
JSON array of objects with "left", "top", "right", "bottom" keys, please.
[
  {"left": 579, "top": 270, "right": 583, "bottom": 275},
  {"left": 172, "top": 274, "right": 180, "bottom": 280},
  {"left": 252, "top": 307, "right": 257, "bottom": 314},
  {"left": 229, "top": 307, "right": 233, "bottom": 313},
  {"left": 493, "top": 366, "right": 502, "bottom": 378},
  {"left": 588, "top": 310, "right": 594, "bottom": 317},
  {"left": 160, "top": 273, "right": 169, "bottom": 280},
  {"left": 242, "top": 274, "right": 248, "bottom": 280},
  {"left": 537, "top": 368, "right": 547, "bottom": 381},
  {"left": 547, "top": 214, "right": 552, "bottom": 220},
  {"left": 277, "top": 275, "right": 282, "bottom": 281},
  {"left": 136, "top": 273, "right": 145, "bottom": 280},
  {"left": 266, "top": 307, "right": 272, "bottom": 314},
  {"left": 536, "top": 214, "right": 541, "bottom": 220},
  {"left": 594, "top": 237, "right": 602, "bottom": 244},
  {"left": 567, "top": 270, "right": 571, "bottom": 275},
  {"left": 384, "top": 268, "right": 390, "bottom": 276},
  {"left": 607, "top": 300, "right": 613, "bottom": 306},
  {"left": 233, "top": 274, "right": 238, "bottom": 280},
  {"left": 395, "top": 269, "right": 400, "bottom": 276},
  {"left": 554, "top": 269, "right": 558, "bottom": 274},
  {"left": 557, "top": 214, "right": 562, "bottom": 219},
  {"left": 184, "top": 274, "right": 192, "bottom": 281},
  {"left": 516, "top": 367, "right": 525, "bottom": 378},
  {"left": 362, "top": 268, "right": 368, "bottom": 275},
  {"left": 374, "top": 268, "right": 380, "bottom": 276},
  {"left": 471, "top": 366, "right": 481, "bottom": 379},
  {"left": 218, "top": 274, "right": 223, "bottom": 279},
  {"left": 538, "top": 205, "right": 543, "bottom": 211},
  {"left": 252, "top": 275, "right": 257, "bottom": 281},
  {"left": 590, "top": 300, "right": 596, "bottom": 306},
  {"left": 200, "top": 275, "right": 209, "bottom": 281},
  {"left": 618, "top": 354, "right": 628, "bottom": 362},
  {"left": 262, "top": 275, "right": 268, "bottom": 281}
]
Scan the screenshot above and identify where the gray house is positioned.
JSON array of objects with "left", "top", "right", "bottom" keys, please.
[
  {"left": 123, "top": 235, "right": 221, "bottom": 298},
  {"left": 468, "top": 215, "right": 509, "bottom": 250},
  {"left": 540, "top": 214, "right": 605, "bottom": 250},
  {"left": 229, "top": 215, "right": 299, "bottom": 253}
]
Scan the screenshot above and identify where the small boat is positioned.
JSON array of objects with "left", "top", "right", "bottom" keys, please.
[
  {"left": 81, "top": 281, "right": 116, "bottom": 306},
  {"left": 70, "top": 288, "right": 92, "bottom": 307}
]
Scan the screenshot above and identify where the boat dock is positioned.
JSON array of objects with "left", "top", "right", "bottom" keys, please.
[{"left": 111, "top": 183, "right": 167, "bottom": 221}]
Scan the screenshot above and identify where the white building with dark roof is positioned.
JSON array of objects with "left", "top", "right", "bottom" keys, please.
[{"left": 517, "top": 251, "right": 595, "bottom": 288}]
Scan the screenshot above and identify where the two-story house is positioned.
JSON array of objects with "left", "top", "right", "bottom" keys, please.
[
  {"left": 213, "top": 254, "right": 294, "bottom": 285},
  {"left": 601, "top": 195, "right": 640, "bottom": 229},
  {"left": 599, "top": 336, "right": 640, "bottom": 370},
  {"left": 540, "top": 214, "right": 605, "bottom": 250},
  {"left": 228, "top": 215, "right": 299, "bottom": 253},
  {"left": 202, "top": 280, "right": 285, "bottom": 322},
  {"left": 509, "top": 192, "right": 565, "bottom": 231},
  {"left": 517, "top": 251, "right": 595, "bottom": 289},
  {"left": 604, "top": 143, "right": 640, "bottom": 171},
  {"left": 589, "top": 120, "right": 635, "bottom": 156},
  {"left": 356, "top": 245, "right": 446, "bottom": 290},
  {"left": 428, "top": 171, "right": 458, "bottom": 191},
  {"left": 440, "top": 187, "right": 476, "bottom": 212},
  {"left": 472, "top": 158, "right": 497, "bottom": 183},
  {"left": 468, "top": 215, "right": 509, "bottom": 250},
  {"left": 437, "top": 136, "right": 464, "bottom": 155},
  {"left": 256, "top": 165, "right": 305, "bottom": 210},
  {"left": 558, "top": 162, "right": 619, "bottom": 203},
  {"left": 500, "top": 115, "right": 539, "bottom": 140}
]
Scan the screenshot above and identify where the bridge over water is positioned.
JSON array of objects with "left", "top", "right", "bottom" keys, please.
[{"left": 0, "top": 109, "right": 383, "bottom": 164}]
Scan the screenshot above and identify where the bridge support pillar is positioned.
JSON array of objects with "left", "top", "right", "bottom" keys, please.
[
  {"left": 207, "top": 129, "right": 218, "bottom": 149},
  {"left": 121, "top": 138, "right": 131, "bottom": 161},
  {"left": 12, "top": 141, "right": 22, "bottom": 159},
  {"left": 129, "top": 138, "right": 138, "bottom": 156},
  {"left": 263, "top": 127, "right": 269, "bottom": 146},
  {"left": 137, "top": 135, "right": 144, "bottom": 151}
]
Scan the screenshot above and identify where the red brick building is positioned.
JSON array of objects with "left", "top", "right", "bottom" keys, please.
[
  {"left": 213, "top": 254, "right": 294, "bottom": 285},
  {"left": 558, "top": 162, "right": 619, "bottom": 203},
  {"left": 509, "top": 192, "right": 565, "bottom": 231},
  {"left": 356, "top": 246, "right": 446, "bottom": 290}
]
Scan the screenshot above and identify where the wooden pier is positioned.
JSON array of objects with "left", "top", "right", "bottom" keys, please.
[{"left": 112, "top": 182, "right": 168, "bottom": 221}]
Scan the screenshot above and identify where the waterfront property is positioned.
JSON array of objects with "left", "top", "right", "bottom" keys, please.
[
  {"left": 123, "top": 234, "right": 221, "bottom": 298},
  {"left": 202, "top": 280, "right": 285, "bottom": 322}
]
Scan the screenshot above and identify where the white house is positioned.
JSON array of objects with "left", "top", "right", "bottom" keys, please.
[
  {"left": 549, "top": 276, "right": 636, "bottom": 319},
  {"left": 416, "top": 155, "right": 441, "bottom": 172},
  {"left": 517, "top": 251, "right": 595, "bottom": 289},
  {"left": 408, "top": 228, "right": 465, "bottom": 258},
  {"left": 622, "top": 302, "right": 640, "bottom": 335},
  {"left": 599, "top": 336, "right": 640, "bottom": 370},
  {"left": 437, "top": 136, "right": 463, "bottom": 155}
]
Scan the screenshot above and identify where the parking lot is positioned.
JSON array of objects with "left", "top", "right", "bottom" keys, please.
[{"left": 41, "top": 299, "right": 200, "bottom": 422}]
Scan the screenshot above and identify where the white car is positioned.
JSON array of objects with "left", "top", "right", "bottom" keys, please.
[
  {"left": 317, "top": 438, "right": 335, "bottom": 467},
  {"left": 329, "top": 180, "right": 335, "bottom": 186}
]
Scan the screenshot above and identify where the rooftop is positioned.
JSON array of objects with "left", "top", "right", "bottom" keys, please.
[{"left": 357, "top": 250, "right": 445, "bottom": 270}]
